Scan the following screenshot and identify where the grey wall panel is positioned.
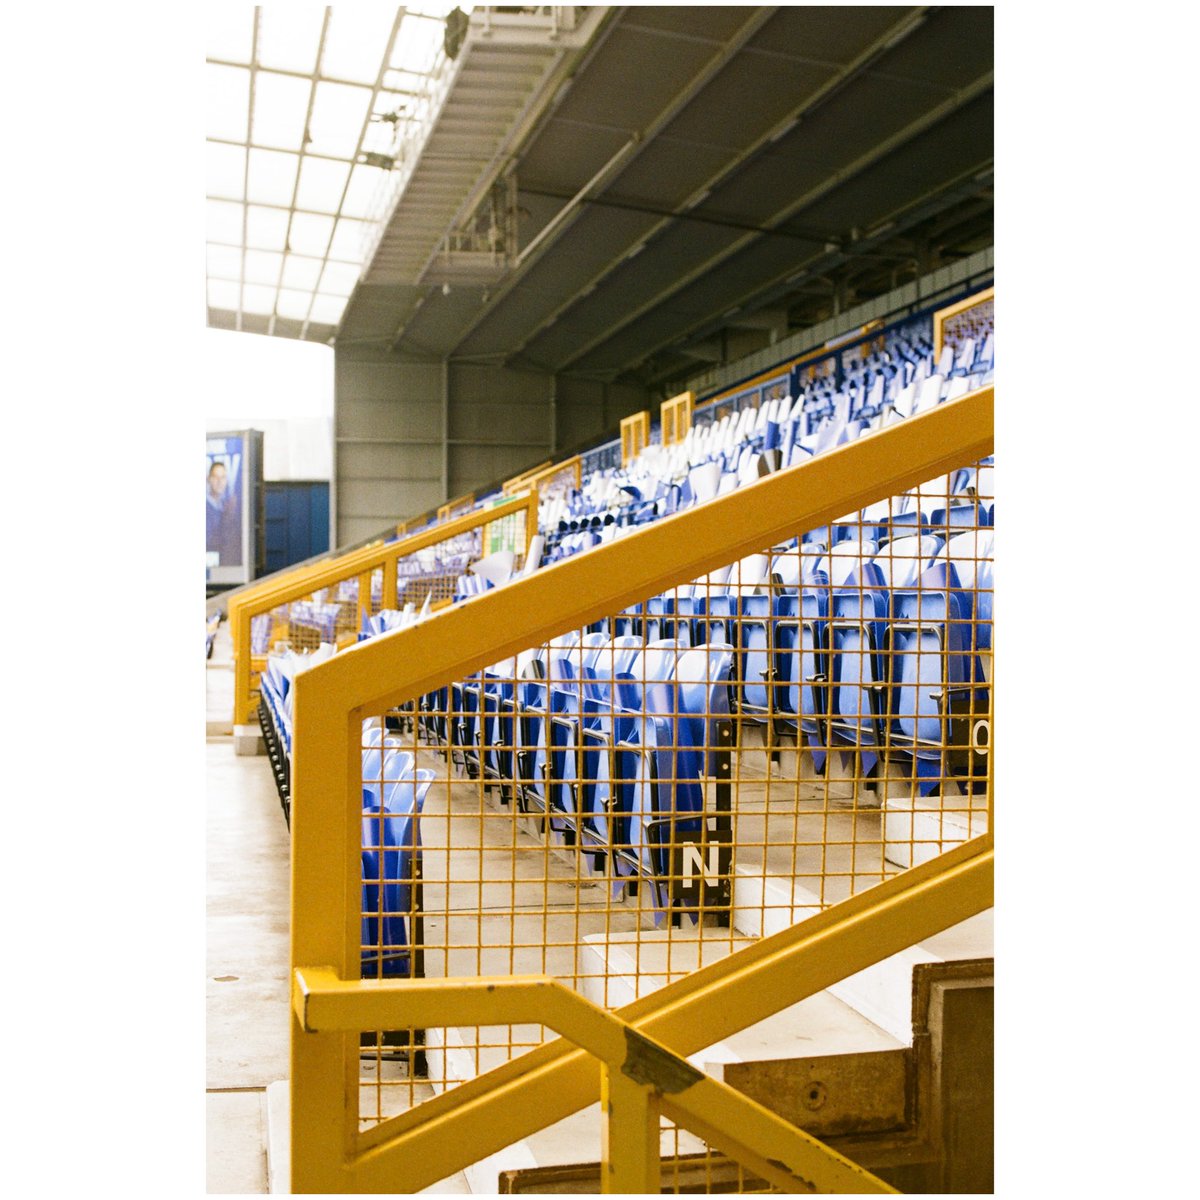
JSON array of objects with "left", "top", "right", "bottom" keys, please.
[
  {"left": 335, "top": 354, "right": 445, "bottom": 544},
  {"left": 337, "top": 478, "right": 442, "bottom": 519},
  {"left": 449, "top": 443, "right": 547, "bottom": 491},
  {"left": 336, "top": 443, "right": 442, "bottom": 481},
  {"left": 339, "top": 515, "right": 405, "bottom": 547},
  {"left": 337, "top": 396, "right": 442, "bottom": 442},
  {"left": 555, "top": 377, "right": 650, "bottom": 451}
]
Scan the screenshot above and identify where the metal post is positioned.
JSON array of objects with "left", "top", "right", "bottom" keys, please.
[{"left": 601, "top": 1065, "right": 661, "bottom": 1195}]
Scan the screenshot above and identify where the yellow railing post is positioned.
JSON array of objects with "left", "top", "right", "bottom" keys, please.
[
  {"left": 356, "top": 570, "right": 372, "bottom": 634},
  {"left": 382, "top": 555, "right": 398, "bottom": 611},
  {"left": 601, "top": 1065, "right": 661, "bottom": 1194}
]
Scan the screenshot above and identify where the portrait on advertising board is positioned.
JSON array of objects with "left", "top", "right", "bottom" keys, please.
[{"left": 206, "top": 435, "right": 244, "bottom": 567}]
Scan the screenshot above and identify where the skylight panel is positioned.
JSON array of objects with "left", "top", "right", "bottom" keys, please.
[
  {"left": 319, "top": 261, "right": 361, "bottom": 297},
  {"left": 207, "top": 199, "right": 245, "bottom": 245},
  {"left": 208, "top": 279, "right": 241, "bottom": 311},
  {"left": 276, "top": 289, "right": 315, "bottom": 320},
  {"left": 307, "top": 82, "right": 372, "bottom": 159},
  {"left": 281, "top": 254, "right": 324, "bottom": 291},
  {"left": 328, "top": 217, "right": 369, "bottom": 264},
  {"left": 390, "top": 12, "right": 445, "bottom": 76},
  {"left": 207, "top": 63, "right": 251, "bottom": 143},
  {"left": 309, "top": 293, "right": 349, "bottom": 326},
  {"left": 246, "top": 148, "right": 300, "bottom": 207},
  {"left": 207, "top": 141, "right": 247, "bottom": 201},
  {"left": 294, "top": 155, "right": 351, "bottom": 214},
  {"left": 245, "top": 204, "right": 291, "bottom": 251},
  {"left": 257, "top": 4, "right": 325, "bottom": 74},
  {"left": 252, "top": 70, "right": 313, "bottom": 152},
  {"left": 322, "top": 7, "right": 397, "bottom": 84},
  {"left": 244, "top": 249, "right": 286, "bottom": 286},
  {"left": 207, "top": 7, "right": 255, "bottom": 65},
  {"left": 242, "top": 284, "right": 279, "bottom": 316},
  {"left": 207, "top": 243, "right": 242, "bottom": 280},
  {"left": 339, "top": 164, "right": 386, "bottom": 220},
  {"left": 287, "top": 212, "right": 335, "bottom": 257}
]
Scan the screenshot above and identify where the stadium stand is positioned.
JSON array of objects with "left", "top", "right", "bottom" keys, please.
[{"left": 207, "top": 7, "right": 995, "bottom": 1193}]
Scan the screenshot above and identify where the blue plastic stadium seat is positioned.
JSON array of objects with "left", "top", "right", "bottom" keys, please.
[{"left": 360, "top": 768, "right": 435, "bottom": 979}]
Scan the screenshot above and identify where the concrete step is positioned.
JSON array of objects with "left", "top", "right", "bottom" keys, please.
[{"left": 732, "top": 862, "right": 992, "bottom": 1043}]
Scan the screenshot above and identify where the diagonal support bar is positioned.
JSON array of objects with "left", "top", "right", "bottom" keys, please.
[{"left": 293, "top": 971, "right": 897, "bottom": 1193}]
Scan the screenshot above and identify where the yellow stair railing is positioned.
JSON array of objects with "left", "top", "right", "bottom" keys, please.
[
  {"left": 288, "top": 387, "right": 993, "bottom": 1192},
  {"left": 227, "top": 490, "right": 538, "bottom": 727}
]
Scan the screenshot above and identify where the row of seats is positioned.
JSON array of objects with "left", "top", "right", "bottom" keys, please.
[
  {"left": 419, "top": 635, "right": 734, "bottom": 922},
  {"left": 539, "top": 319, "right": 992, "bottom": 566}
]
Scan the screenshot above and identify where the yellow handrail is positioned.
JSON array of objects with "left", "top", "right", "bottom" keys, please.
[
  {"left": 289, "top": 388, "right": 993, "bottom": 1190},
  {"left": 502, "top": 459, "right": 552, "bottom": 491},
  {"left": 436, "top": 491, "right": 475, "bottom": 521},
  {"left": 227, "top": 489, "right": 538, "bottom": 725},
  {"left": 294, "top": 971, "right": 899, "bottom": 1194}
]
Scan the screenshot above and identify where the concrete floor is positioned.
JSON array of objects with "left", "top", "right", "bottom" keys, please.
[
  {"left": 206, "top": 626, "right": 290, "bottom": 1193},
  {"left": 205, "top": 626, "right": 471, "bottom": 1193}
]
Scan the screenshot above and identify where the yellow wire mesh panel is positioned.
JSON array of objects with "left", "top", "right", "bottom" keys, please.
[
  {"left": 348, "top": 451, "right": 994, "bottom": 1180},
  {"left": 941, "top": 296, "right": 993, "bottom": 355}
]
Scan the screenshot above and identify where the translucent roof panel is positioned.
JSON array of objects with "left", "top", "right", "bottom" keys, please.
[
  {"left": 242, "top": 284, "right": 279, "bottom": 316},
  {"left": 206, "top": 142, "right": 246, "bottom": 202},
  {"left": 207, "top": 64, "right": 251, "bottom": 143},
  {"left": 307, "top": 82, "right": 373, "bottom": 159},
  {"left": 252, "top": 72, "right": 312, "bottom": 152},
  {"left": 323, "top": 7, "right": 403, "bottom": 84},
  {"left": 207, "top": 8, "right": 254, "bottom": 66},
  {"left": 340, "top": 164, "right": 387, "bottom": 220},
  {"left": 309, "top": 293, "right": 349, "bottom": 326},
  {"left": 207, "top": 244, "right": 242, "bottom": 281},
  {"left": 245, "top": 205, "right": 291, "bottom": 251},
  {"left": 207, "top": 200, "right": 244, "bottom": 246},
  {"left": 288, "top": 212, "right": 335, "bottom": 258},
  {"left": 328, "top": 217, "right": 369, "bottom": 264},
  {"left": 244, "top": 250, "right": 285, "bottom": 287},
  {"left": 276, "top": 288, "right": 315, "bottom": 320},
  {"left": 257, "top": 6, "right": 326, "bottom": 74},
  {"left": 281, "top": 254, "right": 324, "bottom": 292},
  {"left": 294, "top": 154, "right": 351, "bottom": 215},
  {"left": 319, "top": 261, "right": 362, "bottom": 297},
  {"left": 207, "top": 6, "right": 468, "bottom": 340},
  {"left": 246, "top": 148, "right": 300, "bottom": 207}
]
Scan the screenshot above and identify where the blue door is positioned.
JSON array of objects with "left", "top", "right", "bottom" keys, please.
[{"left": 264, "top": 482, "right": 330, "bottom": 573}]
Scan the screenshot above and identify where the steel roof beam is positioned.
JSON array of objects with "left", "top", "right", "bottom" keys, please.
[
  {"left": 496, "top": 6, "right": 931, "bottom": 367},
  {"left": 551, "top": 66, "right": 992, "bottom": 373},
  {"left": 441, "top": 5, "right": 780, "bottom": 359}
]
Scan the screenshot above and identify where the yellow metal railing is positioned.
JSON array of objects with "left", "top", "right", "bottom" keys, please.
[
  {"left": 620, "top": 410, "right": 651, "bottom": 464},
  {"left": 228, "top": 490, "right": 538, "bottom": 726},
  {"left": 295, "top": 970, "right": 900, "bottom": 1194},
  {"left": 660, "top": 390, "right": 695, "bottom": 446},
  {"left": 502, "top": 459, "right": 553, "bottom": 491},
  {"left": 288, "top": 389, "right": 993, "bottom": 1191},
  {"left": 503, "top": 454, "right": 582, "bottom": 498},
  {"left": 437, "top": 492, "right": 476, "bottom": 522},
  {"left": 934, "top": 286, "right": 994, "bottom": 357}
]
